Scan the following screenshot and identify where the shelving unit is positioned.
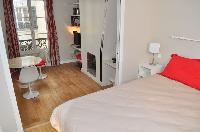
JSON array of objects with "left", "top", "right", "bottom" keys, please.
[
  {"left": 71, "top": 0, "right": 80, "bottom": 26},
  {"left": 77, "top": 0, "right": 118, "bottom": 86},
  {"left": 71, "top": 44, "right": 81, "bottom": 62},
  {"left": 70, "top": 0, "right": 81, "bottom": 68},
  {"left": 71, "top": 44, "right": 81, "bottom": 51}
]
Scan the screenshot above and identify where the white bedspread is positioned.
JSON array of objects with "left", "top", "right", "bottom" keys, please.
[{"left": 50, "top": 75, "right": 200, "bottom": 132}]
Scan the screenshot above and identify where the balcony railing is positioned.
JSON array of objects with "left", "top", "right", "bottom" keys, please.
[{"left": 19, "top": 38, "right": 48, "bottom": 52}]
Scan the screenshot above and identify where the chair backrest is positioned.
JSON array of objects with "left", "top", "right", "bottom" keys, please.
[{"left": 19, "top": 66, "right": 39, "bottom": 84}]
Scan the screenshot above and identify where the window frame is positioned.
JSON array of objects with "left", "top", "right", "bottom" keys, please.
[{"left": 13, "top": 0, "right": 49, "bottom": 55}]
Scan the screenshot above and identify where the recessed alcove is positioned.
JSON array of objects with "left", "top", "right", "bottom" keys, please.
[{"left": 87, "top": 52, "right": 96, "bottom": 77}]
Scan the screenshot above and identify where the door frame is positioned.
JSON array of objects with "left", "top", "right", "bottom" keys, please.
[
  {"left": 0, "top": 20, "right": 23, "bottom": 132},
  {"left": 115, "top": 0, "right": 125, "bottom": 85},
  {"left": 0, "top": 0, "right": 126, "bottom": 131}
]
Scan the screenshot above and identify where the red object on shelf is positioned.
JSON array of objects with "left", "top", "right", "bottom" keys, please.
[{"left": 76, "top": 53, "right": 81, "bottom": 60}]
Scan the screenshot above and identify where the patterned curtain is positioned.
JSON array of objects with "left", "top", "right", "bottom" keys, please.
[
  {"left": 3, "top": 0, "right": 20, "bottom": 59},
  {"left": 46, "top": 0, "right": 60, "bottom": 66}
]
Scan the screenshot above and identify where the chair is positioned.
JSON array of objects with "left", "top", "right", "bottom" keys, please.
[
  {"left": 36, "top": 59, "right": 47, "bottom": 79},
  {"left": 19, "top": 66, "right": 39, "bottom": 99},
  {"left": 36, "top": 49, "right": 48, "bottom": 79},
  {"left": 25, "top": 49, "right": 49, "bottom": 79}
]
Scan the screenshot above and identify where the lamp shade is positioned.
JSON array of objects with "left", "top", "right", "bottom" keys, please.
[{"left": 149, "top": 43, "right": 160, "bottom": 54}]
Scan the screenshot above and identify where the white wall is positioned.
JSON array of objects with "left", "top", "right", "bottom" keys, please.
[
  {"left": 120, "top": 0, "right": 200, "bottom": 83},
  {"left": 53, "top": 0, "right": 77, "bottom": 63},
  {"left": 0, "top": 20, "right": 23, "bottom": 132},
  {"left": 120, "top": 0, "right": 159, "bottom": 83},
  {"left": 156, "top": 0, "right": 200, "bottom": 64}
]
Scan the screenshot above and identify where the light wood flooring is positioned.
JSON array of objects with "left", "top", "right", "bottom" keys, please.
[{"left": 13, "top": 63, "right": 104, "bottom": 132}]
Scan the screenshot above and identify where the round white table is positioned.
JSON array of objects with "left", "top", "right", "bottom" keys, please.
[
  {"left": 9, "top": 56, "right": 42, "bottom": 68},
  {"left": 9, "top": 56, "right": 42, "bottom": 99},
  {"left": 9, "top": 56, "right": 48, "bottom": 79}
]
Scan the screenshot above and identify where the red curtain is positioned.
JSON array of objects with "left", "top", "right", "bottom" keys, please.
[
  {"left": 46, "top": 0, "right": 60, "bottom": 66},
  {"left": 3, "top": 0, "right": 20, "bottom": 59}
]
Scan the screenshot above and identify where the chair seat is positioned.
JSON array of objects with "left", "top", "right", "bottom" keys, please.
[
  {"left": 35, "top": 60, "right": 46, "bottom": 67},
  {"left": 19, "top": 67, "right": 39, "bottom": 84},
  {"left": 76, "top": 53, "right": 81, "bottom": 60}
]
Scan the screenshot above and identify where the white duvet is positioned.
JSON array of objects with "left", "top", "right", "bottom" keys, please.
[{"left": 50, "top": 75, "right": 200, "bottom": 132}]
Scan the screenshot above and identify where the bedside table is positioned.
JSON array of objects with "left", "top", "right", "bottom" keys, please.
[{"left": 138, "top": 63, "right": 163, "bottom": 78}]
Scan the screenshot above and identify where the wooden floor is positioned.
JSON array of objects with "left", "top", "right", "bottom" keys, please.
[{"left": 13, "top": 63, "right": 103, "bottom": 132}]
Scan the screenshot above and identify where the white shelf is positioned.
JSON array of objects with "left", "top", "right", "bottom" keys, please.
[
  {"left": 74, "top": 59, "right": 82, "bottom": 63},
  {"left": 71, "top": 15, "right": 80, "bottom": 17},
  {"left": 104, "top": 60, "right": 116, "bottom": 69},
  {"left": 71, "top": 58, "right": 82, "bottom": 63},
  {"left": 73, "top": 2, "right": 79, "bottom": 5},
  {"left": 71, "top": 44, "right": 81, "bottom": 51}
]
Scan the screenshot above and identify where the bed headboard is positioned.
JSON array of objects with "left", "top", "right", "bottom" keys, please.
[
  {"left": 159, "top": 35, "right": 200, "bottom": 66},
  {"left": 171, "top": 35, "right": 200, "bottom": 43}
]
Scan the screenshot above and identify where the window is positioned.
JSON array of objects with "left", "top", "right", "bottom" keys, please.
[
  {"left": 13, "top": 0, "right": 48, "bottom": 54},
  {"left": 16, "top": 9, "right": 22, "bottom": 21},
  {"left": 23, "top": 7, "right": 29, "bottom": 21}
]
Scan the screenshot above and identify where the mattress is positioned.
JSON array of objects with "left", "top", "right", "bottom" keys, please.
[{"left": 50, "top": 75, "right": 200, "bottom": 132}]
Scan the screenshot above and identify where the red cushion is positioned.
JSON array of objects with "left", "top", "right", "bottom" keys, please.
[
  {"left": 160, "top": 54, "right": 200, "bottom": 90},
  {"left": 35, "top": 60, "right": 46, "bottom": 67},
  {"left": 75, "top": 53, "right": 81, "bottom": 60}
]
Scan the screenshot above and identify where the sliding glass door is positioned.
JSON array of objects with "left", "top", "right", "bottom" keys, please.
[{"left": 13, "top": 0, "right": 48, "bottom": 55}]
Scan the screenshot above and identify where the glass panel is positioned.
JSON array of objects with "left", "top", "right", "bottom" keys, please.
[
  {"left": 35, "top": 18, "right": 47, "bottom": 34},
  {"left": 31, "top": 0, "right": 46, "bottom": 18},
  {"left": 13, "top": 0, "right": 30, "bottom": 31},
  {"left": 22, "top": 7, "right": 29, "bottom": 21},
  {"left": 31, "top": 6, "right": 38, "bottom": 29}
]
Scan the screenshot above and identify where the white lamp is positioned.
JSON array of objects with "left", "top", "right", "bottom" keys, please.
[{"left": 149, "top": 43, "right": 160, "bottom": 65}]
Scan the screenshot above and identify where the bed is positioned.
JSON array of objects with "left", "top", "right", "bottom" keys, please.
[{"left": 50, "top": 74, "right": 200, "bottom": 132}]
